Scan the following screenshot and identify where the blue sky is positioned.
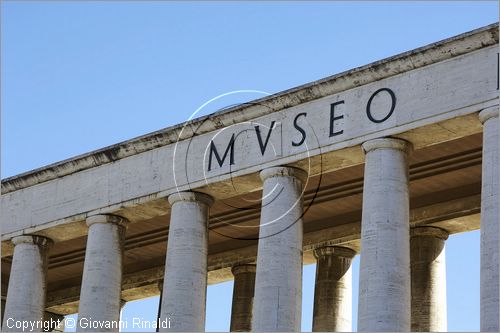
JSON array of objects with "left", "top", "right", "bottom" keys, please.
[{"left": 1, "top": 1, "right": 497, "bottom": 332}]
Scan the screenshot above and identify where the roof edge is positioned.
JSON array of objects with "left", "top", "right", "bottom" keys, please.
[{"left": 2, "top": 23, "right": 498, "bottom": 193}]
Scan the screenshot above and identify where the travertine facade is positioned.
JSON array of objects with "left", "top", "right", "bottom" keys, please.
[{"left": 1, "top": 24, "right": 498, "bottom": 332}]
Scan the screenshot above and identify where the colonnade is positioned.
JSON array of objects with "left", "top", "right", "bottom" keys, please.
[{"left": 2, "top": 108, "right": 498, "bottom": 332}]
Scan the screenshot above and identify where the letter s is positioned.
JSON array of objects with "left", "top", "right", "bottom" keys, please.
[{"left": 292, "top": 113, "right": 307, "bottom": 147}]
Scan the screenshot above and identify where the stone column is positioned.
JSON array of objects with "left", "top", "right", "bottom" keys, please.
[
  {"left": 357, "top": 138, "right": 412, "bottom": 332},
  {"left": 479, "top": 106, "right": 499, "bottom": 332},
  {"left": 230, "top": 264, "right": 256, "bottom": 332},
  {"left": 252, "top": 166, "right": 307, "bottom": 332},
  {"left": 312, "top": 246, "right": 355, "bottom": 332},
  {"left": 410, "top": 227, "right": 448, "bottom": 332},
  {"left": 77, "top": 215, "right": 128, "bottom": 332},
  {"left": 159, "top": 192, "right": 213, "bottom": 332},
  {"left": 2, "top": 235, "right": 52, "bottom": 332}
]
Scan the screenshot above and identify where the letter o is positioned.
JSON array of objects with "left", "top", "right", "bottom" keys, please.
[{"left": 366, "top": 88, "right": 396, "bottom": 123}]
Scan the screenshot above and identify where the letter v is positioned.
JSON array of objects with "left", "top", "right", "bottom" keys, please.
[{"left": 255, "top": 121, "right": 276, "bottom": 156}]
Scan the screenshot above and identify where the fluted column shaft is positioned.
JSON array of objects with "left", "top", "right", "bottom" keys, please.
[
  {"left": 410, "top": 227, "right": 448, "bottom": 332},
  {"left": 357, "top": 138, "right": 412, "bottom": 332},
  {"left": 77, "top": 215, "right": 128, "bottom": 332},
  {"left": 479, "top": 106, "right": 499, "bottom": 332},
  {"left": 312, "top": 246, "right": 355, "bottom": 332},
  {"left": 230, "top": 264, "right": 256, "bottom": 332},
  {"left": 252, "top": 166, "right": 307, "bottom": 332},
  {"left": 159, "top": 191, "right": 213, "bottom": 332},
  {"left": 2, "top": 235, "right": 52, "bottom": 332}
]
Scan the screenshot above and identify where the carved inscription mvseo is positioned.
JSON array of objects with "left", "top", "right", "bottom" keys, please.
[{"left": 207, "top": 88, "right": 397, "bottom": 171}]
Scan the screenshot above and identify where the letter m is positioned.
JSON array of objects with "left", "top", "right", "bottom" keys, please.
[{"left": 208, "top": 134, "right": 235, "bottom": 171}]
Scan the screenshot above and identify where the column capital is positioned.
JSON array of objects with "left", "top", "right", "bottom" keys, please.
[
  {"left": 313, "top": 246, "right": 356, "bottom": 259},
  {"left": 362, "top": 137, "right": 413, "bottom": 155},
  {"left": 479, "top": 106, "right": 499, "bottom": 124},
  {"left": 260, "top": 166, "right": 308, "bottom": 183},
  {"left": 167, "top": 191, "right": 214, "bottom": 207},
  {"left": 86, "top": 214, "right": 128, "bottom": 228},
  {"left": 411, "top": 226, "right": 449, "bottom": 240},
  {"left": 231, "top": 263, "right": 256, "bottom": 275},
  {"left": 11, "top": 235, "right": 53, "bottom": 247}
]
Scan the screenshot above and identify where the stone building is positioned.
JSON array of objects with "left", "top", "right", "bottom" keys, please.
[{"left": 1, "top": 23, "right": 498, "bottom": 332}]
